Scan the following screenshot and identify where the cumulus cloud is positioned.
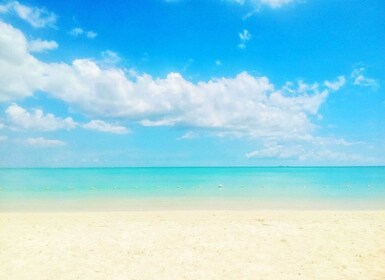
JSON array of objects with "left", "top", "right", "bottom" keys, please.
[
  {"left": 0, "top": 1, "right": 57, "bottom": 28},
  {"left": 83, "top": 120, "right": 129, "bottom": 134},
  {"left": 0, "top": 20, "right": 338, "bottom": 140},
  {"left": 26, "top": 137, "right": 66, "bottom": 147},
  {"left": 28, "top": 39, "right": 58, "bottom": 53},
  {"left": 324, "top": 76, "right": 346, "bottom": 91},
  {"left": 0, "top": 21, "right": 48, "bottom": 101},
  {"left": 69, "top": 27, "right": 98, "bottom": 39},
  {"left": 3, "top": 103, "right": 128, "bottom": 134},
  {"left": 35, "top": 63, "right": 330, "bottom": 138},
  {"left": 5, "top": 104, "right": 77, "bottom": 131},
  {"left": 351, "top": 68, "right": 378, "bottom": 89}
]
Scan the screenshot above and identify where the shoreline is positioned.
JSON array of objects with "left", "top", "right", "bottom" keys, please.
[{"left": 1, "top": 196, "right": 385, "bottom": 212}]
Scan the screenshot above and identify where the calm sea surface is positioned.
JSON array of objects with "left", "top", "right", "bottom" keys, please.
[{"left": 0, "top": 167, "right": 384, "bottom": 210}]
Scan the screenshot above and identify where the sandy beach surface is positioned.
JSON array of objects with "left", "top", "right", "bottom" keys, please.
[{"left": 1, "top": 210, "right": 385, "bottom": 280}]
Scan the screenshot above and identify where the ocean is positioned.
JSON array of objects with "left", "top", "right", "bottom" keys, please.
[{"left": 0, "top": 167, "right": 384, "bottom": 210}]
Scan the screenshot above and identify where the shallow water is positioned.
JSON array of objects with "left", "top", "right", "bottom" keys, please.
[{"left": 0, "top": 167, "right": 384, "bottom": 210}]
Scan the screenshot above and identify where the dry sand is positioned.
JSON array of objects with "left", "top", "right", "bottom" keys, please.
[{"left": 1, "top": 211, "right": 385, "bottom": 280}]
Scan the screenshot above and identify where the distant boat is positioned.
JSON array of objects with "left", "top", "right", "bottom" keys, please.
[{"left": 218, "top": 184, "right": 223, "bottom": 188}]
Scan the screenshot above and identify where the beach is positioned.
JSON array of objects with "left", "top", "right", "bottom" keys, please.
[
  {"left": 1, "top": 210, "right": 385, "bottom": 280},
  {"left": 0, "top": 0, "right": 384, "bottom": 278},
  {"left": 1, "top": 167, "right": 384, "bottom": 279}
]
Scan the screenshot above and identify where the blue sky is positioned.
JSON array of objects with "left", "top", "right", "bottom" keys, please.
[{"left": 0, "top": 0, "right": 384, "bottom": 167}]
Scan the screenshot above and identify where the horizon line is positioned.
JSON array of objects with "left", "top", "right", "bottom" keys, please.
[{"left": 0, "top": 165, "right": 384, "bottom": 169}]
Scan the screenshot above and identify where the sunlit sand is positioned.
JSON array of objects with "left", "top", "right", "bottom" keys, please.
[{"left": 1, "top": 210, "right": 385, "bottom": 279}]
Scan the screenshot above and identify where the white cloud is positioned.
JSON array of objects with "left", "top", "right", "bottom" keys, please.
[
  {"left": 215, "top": 60, "right": 222, "bottom": 66},
  {"left": 164, "top": 0, "right": 296, "bottom": 9},
  {"left": 69, "top": 27, "right": 83, "bottom": 36},
  {"left": 26, "top": 137, "right": 66, "bottom": 147},
  {"left": 101, "top": 50, "right": 121, "bottom": 66},
  {"left": 44, "top": 66, "right": 330, "bottom": 138},
  {"left": 86, "top": 31, "right": 98, "bottom": 39},
  {"left": 324, "top": 76, "right": 346, "bottom": 91},
  {"left": 28, "top": 39, "right": 58, "bottom": 53},
  {"left": 0, "top": 21, "right": 339, "bottom": 141},
  {"left": 230, "top": 0, "right": 297, "bottom": 9},
  {"left": 246, "top": 142, "right": 301, "bottom": 159},
  {"left": 296, "top": 80, "right": 319, "bottom": 94},
  {"left": 0, "top": 123, "right": 6, "bottom": 141},
  {"left": 238, "top": 29, "right": 251, "bottom": 49},
  {"left": 178, "top": 131, "right": 199, "bottom": 140},
  {"left": 239, "top": 29, "right": 251, "bottom": 41},
  {"left": 0, "top": 21, "right": 47, "bottom": 101},
  {"left": 246, "top": 137, "right": 364, "bottom": 162},
  {"left": 259, "top": 0, "right": 296, "bottom": 8},
  {"left": 83, "top": 120, "right": 129, "bottom": 134},
  {"left": 69, "top": 27, "right": 98, "bottom": 39},
  {"left": 182, "top": 58, "right": 194, "bottom": 71},
  {"left": 4, "top": 103, "right": 128, "bottom": 134},
  {"left": 351, "top": 68, "right": 378, "bottom": 89},
  {"left": 5, "top": 104, "right": 77, "bottom": 131},
  {"left": 0, "top": 1, "right": 57, "bottom": 28},
  {"left": 297, "top": 150, "right": 363, "bottom": 162},
  {"left": 140, "top": 119, "right": 179, "bottom": 127}
]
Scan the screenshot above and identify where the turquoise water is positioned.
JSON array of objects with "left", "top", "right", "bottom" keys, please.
[{"left": 0, "top": 167, "right": 384, "bottom": 209}]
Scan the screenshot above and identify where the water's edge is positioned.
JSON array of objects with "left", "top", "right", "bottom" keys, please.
[{"left": 1, "top": 167, "right": 384, "bottom": 211}]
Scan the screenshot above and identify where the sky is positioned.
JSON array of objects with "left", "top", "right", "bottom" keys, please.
[{"left": 0, "top": 0, "right": 384, "bottom": 167}]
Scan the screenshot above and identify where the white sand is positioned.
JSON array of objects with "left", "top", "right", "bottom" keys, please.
[{"left": 1, "top": 211, "right": 385, "bottom": 280}]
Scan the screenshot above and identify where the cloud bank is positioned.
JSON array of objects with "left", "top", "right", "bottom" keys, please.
[{"left": 0, "top": 20, "right": 337, "bottom": 141}]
